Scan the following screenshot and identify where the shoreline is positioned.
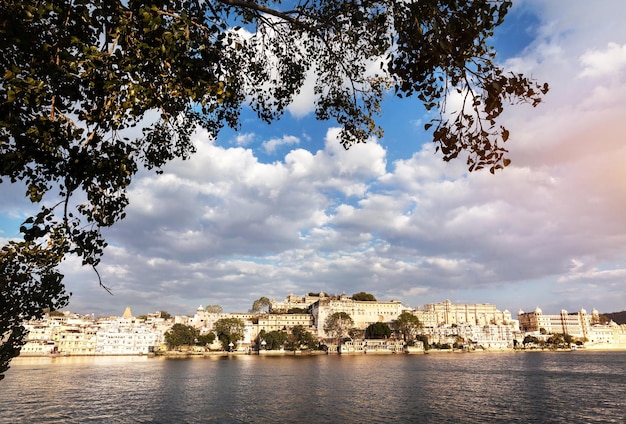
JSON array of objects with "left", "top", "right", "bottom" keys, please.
[{"left": 16, "top": 345, "right": 626, "bottom": 359}]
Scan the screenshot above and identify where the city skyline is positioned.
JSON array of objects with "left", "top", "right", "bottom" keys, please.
[
  {"left": 48, "top": 293, "right": 624, "bottom": 319},
  {"left": 2, "top": 1, "right": 626, "bottom": 317}
]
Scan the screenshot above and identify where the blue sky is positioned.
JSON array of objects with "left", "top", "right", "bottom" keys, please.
[{"left": 2, "top": 0, "right": 626, "bottom": 317}]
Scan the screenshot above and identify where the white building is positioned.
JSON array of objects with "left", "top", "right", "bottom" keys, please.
[
  {"left": 413, "top": 300, "right": 512, "bottom": 327},
  {"left": 310, "top": 293, "right": 408, "bottom": 338},
  {"left": 95, "top": 326, "right": 159, "bottom": 354},
  {"left": 517, "top": 306, "right": 626, "bottom": 348}
]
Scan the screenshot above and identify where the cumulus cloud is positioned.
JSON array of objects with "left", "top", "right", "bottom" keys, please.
[
  {"left": 17, "top": 0, "right": 626, "bottom": 316},
  {"left": 262, "top": 135, "right": 300, "bottom": 154},
  {"left": 233, "top": 132, "right": 255, "bottom": 146},
  {"left": 580, "top": 42, "right": 626, "bottom": 78}
]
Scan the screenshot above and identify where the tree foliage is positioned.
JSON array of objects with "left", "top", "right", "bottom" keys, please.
[
  {"left": 259, "top": 329, "right": 287, "bottom": 350},
  {"left": 251, "top": 296, "right": 271, "bottom": 313},
  {"left": 159, "top": 310, "right": 172, "bottom": 320},
  {"left": 0, "top": 0, "right": 547, "bottom": 378},
  {"left": 204, "top": 304, "right": 224, "bottom": 314},
  {"left": 197, "top": 332, "right": 216, "bottom": 346},
  {"left": 164, "top": 323, "right": 199, "bottom": 349},
  {"left": 285, "top": 307, "right": 309, "bottom": 314},
  {"left": 323, "top": 312, "right": 354, "bottom": 343},
  {"left": 351, "top": 292, "right": 377, "bottom": 301},
  {"left": 285, "top": 325, "right": 319, "bottom": 351},
  {"left": 365, "top": 322, "right": 392, "bottom": 339},
  {"left": 393, "top": 312, "right": 423, "bottom": 341},
  {"left": 213, "top": 317, "right": 245, "bottom": 351},
  {"left": 416, "top": 334, "right": 430, "bottom": 351}
]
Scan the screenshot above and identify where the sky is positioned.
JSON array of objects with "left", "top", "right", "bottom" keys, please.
[{"left": 2, "top": 0, "right": 626, "bottom": 317}]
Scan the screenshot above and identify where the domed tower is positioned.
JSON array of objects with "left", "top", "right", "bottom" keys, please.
[
  {"left": 592, "top": 308, "right": 600, "bottom": 324},
  {"left": 580, "top": 308, "right": 590, "bottom": 340}
]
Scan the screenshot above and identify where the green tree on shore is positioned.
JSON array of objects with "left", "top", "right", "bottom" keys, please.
[
  {"left": 258, "top": 330, "right": 287, "bottom": 350},
  {"left": 213, "top": 318, "right": 245, "bottom": 351},
  {"left": 285, "top": 325, "right": 319, "bottom": 351},
  {"left": 164, "top": 323, "right": 199, "bottom": 349},
  {"left": 393, "top": 312, "right": 423, "bottom": 342},
  {"left": 197, "top": 333, "right": 216, "bottom": 347},
  {"left": 365, "top": 322, "right": 392, "bottom": 339},
  {"left": 324, "top": 312, "right": 354, "bottom": 344}
]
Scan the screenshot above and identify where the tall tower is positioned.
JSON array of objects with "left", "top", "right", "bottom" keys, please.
[{"left": 122, "top": 306, "right": 133, "bottom": 319}]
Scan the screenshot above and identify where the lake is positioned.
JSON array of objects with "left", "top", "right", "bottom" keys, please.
[{"left": 1, "top": 351, "right": 625, "bottom": 423}]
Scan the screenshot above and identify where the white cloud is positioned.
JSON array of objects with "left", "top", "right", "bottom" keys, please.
[
  {"left": 262, "top": 135, "right": 300, "bottom": 154},
  {"left": 233, "top": 132, "right": 255, "bottom": 146},
  {"left": 580, "top": 42, "right": 626, "bottom": 78}
]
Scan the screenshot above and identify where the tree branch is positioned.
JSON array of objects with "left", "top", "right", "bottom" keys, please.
[{"left": 217, "top": 0, "right": 302, "bottom": 26}]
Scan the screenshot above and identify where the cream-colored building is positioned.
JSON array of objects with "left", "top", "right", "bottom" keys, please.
[
  {"left": 95, "top": 326, "right": 159, "bottom": 354},
  {"left": 310, "top": 293, "right": 408, "bottom": 338},
  {"left": 255, "top": 313, "right": 315, "bottom": 333},
  {"left": 21, "top": 309, "right": 166, "bottom": 355},
  {"left": 57, "top": 326, "right": 99, "bottom": 355},
  {"left": 517, "top": 307, "right": 626, "bottom": 348},
  {"left": 517, "top": 307, "right": 593, "bottom": 338},
  {"left": 413, "top": 300, "right": 512, "bottom": 327},
  {"left": 422, "top": 323, "right": 518, "bottom": 349},
  {"left": 21, "top": 340, "right": 56, "bottom": 355},
  {"left": 270, "top": 293, "right": 322, "bottom": 312}
]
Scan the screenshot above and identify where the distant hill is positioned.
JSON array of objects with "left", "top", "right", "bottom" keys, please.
[{"left": 604, "top": 311, "right": 626, "bottom": 325}]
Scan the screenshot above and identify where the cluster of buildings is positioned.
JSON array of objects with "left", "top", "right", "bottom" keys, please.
[
  {"left": 18, "top": 292, "right": 626, "bottom": 356},
  {"left": 20, "top": 307, "right": 171, "bottom": 356},
  {"left": 517, "top": 307, "right": 624, "bottom": 346}
]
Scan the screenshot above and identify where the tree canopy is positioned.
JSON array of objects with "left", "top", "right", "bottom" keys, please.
[
  {"left": 251, "top": 296, "right": 272, "bottom": 313},
  {"left": 351, "top": 292, "right": 377, "bottom": 301},
  {"left": 285, "top": 325, "right": 319, "bottom": 351},
  {"left": 213, "top": 317, "right": 245, "bottom": 351},
  {"left": 258, "top": 329, "right": 287, "bottom": 350},
  {"left": 204, "top": 304, "right": 224, "bottom": 314},
  {"left": 0, "top": 0, "right": 547, "bottom": 378},
  {"left": 323, "top": 311, "right": 354, "bottom": 343},
  {"left": 159, "top": 310, "right": 172, "bottom": 320},
  {"left": 393, "top": 312, "right": 423, "bottom": 341},
  {"left": 164, "top": 323, "right": 199, "bottom": 349},
  {"left": 196, "top": 332, "right": 216, "bottom": 347},
  {"left": 365, "top": 322, "right": 392, "bottom": 339}
]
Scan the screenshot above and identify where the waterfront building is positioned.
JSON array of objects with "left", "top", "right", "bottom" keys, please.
[
  {"left": 249, "top": 313, "right": 317, "bottom": 343},
  {"left": 310, "top": 292, "right": 408, "bottom": 338},
  {"left": 255, "top": 313, "right": 315, "bottom": 333},
  {"left": 412, "top": 300, "right": 512, "bottom": 327},
  {"left": 517, "top": 306, "right": 626, "bottom": 348},
  {"left": 517, "top": 307, "right": 592, "bottom": 338},
  {"left": 20, "top": 309, "right": 166, "bottom": 356},
  {"left": 95, "top": 326, "right": 159, "bottom": 355},
  {"left": 340, "top": 339, "right": 407, "bottom": 354},
  {"left": 20, "top": 340, "right": 56, "bottom": 355},
  {"left": 57, "top": 325, "right": 99, "bottom": 355},
  {"left": 419, "top": 322, "right": 518, "bottom": 349}
]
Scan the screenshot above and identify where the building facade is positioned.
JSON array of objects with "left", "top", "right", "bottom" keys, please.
[
  {"left": 413, "top": 300, "right": 513, "bottom": 327},
  {"left": 310, "top": 293, "right": 408, "bottom": 338}
]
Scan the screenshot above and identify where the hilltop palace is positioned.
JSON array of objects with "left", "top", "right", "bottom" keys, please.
[{"left": 18, "top": 292, "right": 626, "bottom": 356}]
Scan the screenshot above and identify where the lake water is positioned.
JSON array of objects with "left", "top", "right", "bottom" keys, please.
[{"left": 1, "top": 351, "right": 625, "bottom": 423}]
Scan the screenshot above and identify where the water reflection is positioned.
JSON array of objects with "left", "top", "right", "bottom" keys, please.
[{"left": 3, "top": 352, "right": 625, "bottom": 423}]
